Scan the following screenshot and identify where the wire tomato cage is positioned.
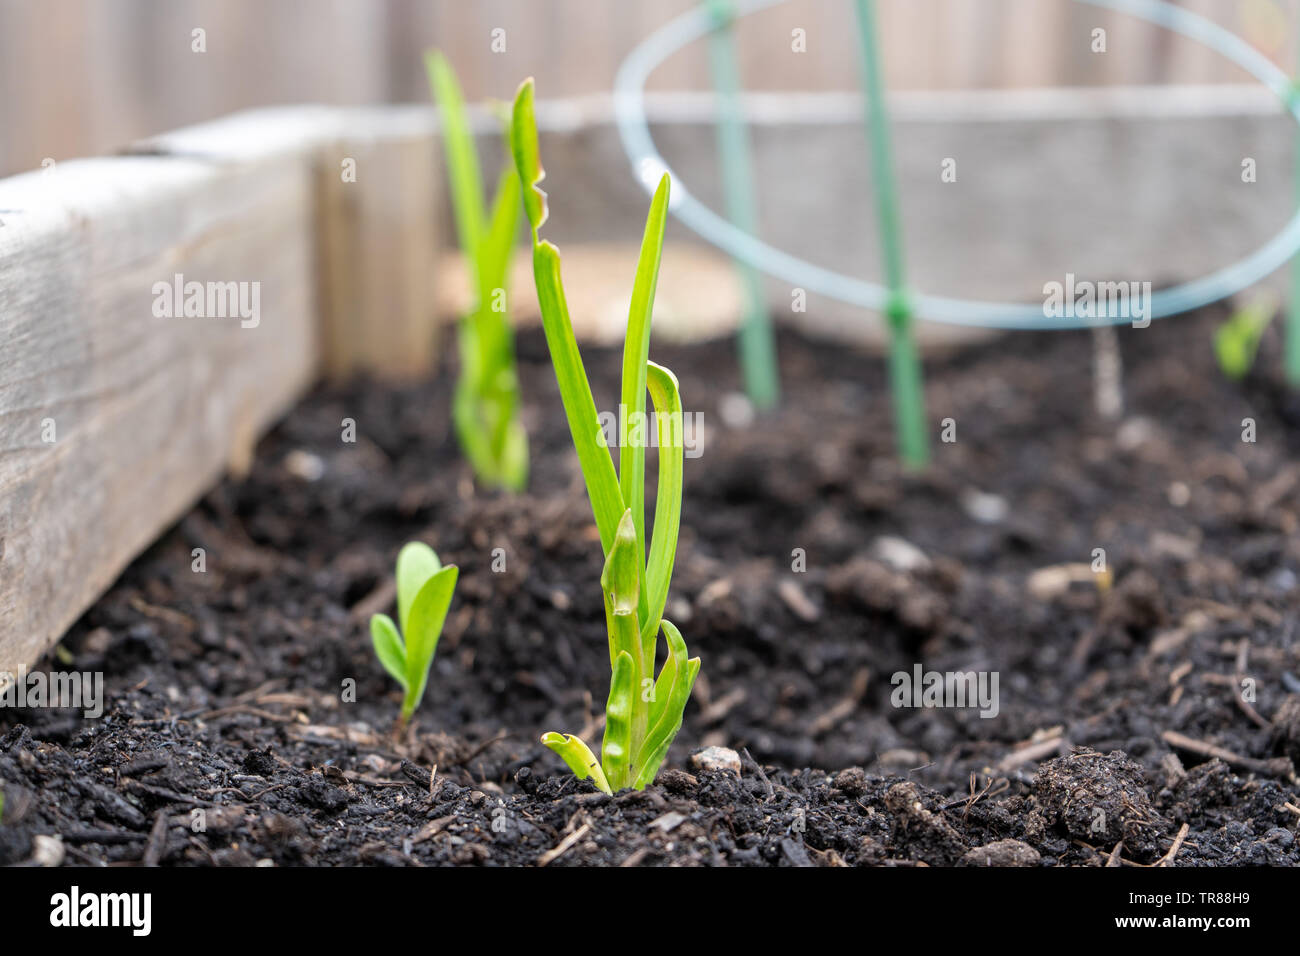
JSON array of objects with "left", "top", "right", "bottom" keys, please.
[{"left": 612, "top": 0, "right": 1300, "bottom": 332}]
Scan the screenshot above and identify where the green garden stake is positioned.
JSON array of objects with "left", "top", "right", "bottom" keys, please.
[
  {"left": 705, "top": 0, "right": 780, "bottom": 409},
  {"left": 853, "top": 0, "right": 929, "bottom": 468}
]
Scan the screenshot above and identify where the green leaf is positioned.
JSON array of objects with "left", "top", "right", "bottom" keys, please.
[
  {"left": 481, "top": 163, "right": 521, "bottom": 298},
  {"left": 601, "top": 651, "right": 636, "bottom": 791},
  {"left": 451, "top": 375, "right": 498, "bottom": 483},
  {"left": 500, "top": 419, "right": 529, "bottom": 492},
  {"left": 396, "top": 542, "right": 441, "bottom": 638},
  {"left": 510, "top": 78, "right": 547, "bottom": 234},
  {"left": 462, "top": 162, "right": 527, "bottom": 491},
  {"left": 429, "top": 53, "right": 528, "bottom": 492},
  {"left": 633, "top": 620, "right": 699, "bottom": 790},
  {"left": 620, "top": 173, "right": 671, "bottom": 619},
  {"left": 511, "top": 78, "right": 625, "bottom": 551},
  {"left": 542, "top": 732, "right": 611, "bottom": 795},
  {"left": 401, "top": 564, "right": 459, "bottom": 721},
  {"left": 602, "top": 510, "right": 641, "bottom": 622},
  {"left": 646, "top": 633, "right": 678, "bottom": 733},
  {"left": 369, "top": 613, "right": 407, "bottom": 690},
  {"left": 426, "top": 50, "right": 486, "bottom": 261},
  {"left": 525, "top": 231, "right": 626, "bottom": 554},
  {"left": 640, "top": 362, "right": 684, "bottom": 653},
  {"left": 1215, "top": 299, "right": 1276, "bottom": 381}
]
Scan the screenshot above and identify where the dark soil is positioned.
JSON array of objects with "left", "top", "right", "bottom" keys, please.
[{"left": 3, "top": 307, "right": 1299, "bottom": 866}]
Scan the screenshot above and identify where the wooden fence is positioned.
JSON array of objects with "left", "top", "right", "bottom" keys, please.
[{"left": 2, "top": 0, "right": 1297, "bottom": 176}]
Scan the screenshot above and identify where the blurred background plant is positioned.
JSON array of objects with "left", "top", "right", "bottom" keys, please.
[{"left": 426, "top": 51, "right": 528, "bottom": 491}]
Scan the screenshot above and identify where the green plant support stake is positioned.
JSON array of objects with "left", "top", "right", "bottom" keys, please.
[
  {"left": 705, "top": 0, "right": 780, "bottom": 409},
  {"left": 853, "top": 0, "right": 929, "bottom": 468}
]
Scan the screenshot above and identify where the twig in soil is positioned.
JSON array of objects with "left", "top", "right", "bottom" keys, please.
[
  {"left": 1161, "top": 730, "right": 1295, "bottom": 778},
  {"left": 995, "top": 732, "right": 1067, "bottom": 773},
  {"left": 119, "top": 755, "right": 170, "bottom": 778},
  {"left": 342, "top": 775, "right": 407, "bottom": 789},
  {"left": 128, "top": 596, "right": 196, "bottom": 634},
  {"left": 538, "top": 822, "right": 591, "bottom": 867},
  {"left": 60, "top": 827, "right": 146, "bottom": 845},
  {"left": 1068, "top": 627, "right": 1100, "bottom": 676},
  {"left": 142, "top": 811, "right": 169, "bottom": 866},
  {"left": 131, "top": 709, "right": 206, "bottom": 728},
  {"left": 291, "top": 723, "right": 389, "bottom": 750},
  {"left": 198, "top": 705, "right": 296, "bottom": 723},
  {"left": 942, "top": 773, "right": 1009, "bottom": 819},
  {"left": 247, "top": 783, "right": 287, "bottom": 800},
  {"left": 62, "top": 844, "right": 105, "bottom": 866},
  {"left": 124, "top": 780, "right": 212, "bottom": 808},
  {"left": 1105, "top": 841, "right": 1124, "bottom": 868},
  {"left": 1201, "top": 673, "right": 1272, "bottom": 730},
  {"left": 620, "top": 847, "right": 652, "bottom": 867},
  {"left": 1156, "top": 823, "right": 1190, "bottom": 867},
  {"left": 698, "top": 687, "right": 746, "bottom": 725},
  {"left": 253, "top": 691, "right": 314, "bottom": 709},
  {"left": 809, "top": 668, "right": 870, "bottom": 737},
  {"left": 740, "top": 748, "right": 774, "bottom": 802},
  {"left": 410, "top": 815, "right": 455, "bottom": 846},
  {"left": 1234, "top": 639, "right": 1271, "bottom": 730}
]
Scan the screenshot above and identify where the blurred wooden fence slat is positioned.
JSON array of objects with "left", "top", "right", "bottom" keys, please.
[{"left": 3, "top": 0, "right": 1299, "bottom": 176}]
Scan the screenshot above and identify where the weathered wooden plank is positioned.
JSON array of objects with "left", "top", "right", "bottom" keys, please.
[
  {"left": 314, "top": 107, "right": 444, "bottom": 381},
  {"left": 141, "top": 106, "right": 446, "bottom": 382},
  {"left": 0, "top": 120, "right": 321, "bottom": 672},
  {"left": 8, "top": 0, "right": 1300, "bottom": 179}
]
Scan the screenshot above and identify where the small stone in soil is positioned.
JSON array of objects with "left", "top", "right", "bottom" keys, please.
[
  {"left": 958, "top": 839, "right": 1040, "bottom": 867},
  {"left": 690, "top": 746, "right": 741, "bottom": 775}
]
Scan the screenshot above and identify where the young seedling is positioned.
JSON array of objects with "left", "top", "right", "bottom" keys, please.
[
  {"left": 426, "top": 51, "right": 529, "bottom": 491},
  {"left": 1215, "top": 295, "right": 1277, "bottom": 381},
  {"left": 510, "top": 78, "right": 701, "bottom": 794},
  {"left": 369, "top": 542, "right": 459, "bottom": 728}
]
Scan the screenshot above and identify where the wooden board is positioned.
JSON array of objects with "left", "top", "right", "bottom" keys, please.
[
  {"left": 314, "top": 107, "right": 444, "bottom": 381},
  {"left": 0, "top": 123, "right": 321, "bottom": 673}
]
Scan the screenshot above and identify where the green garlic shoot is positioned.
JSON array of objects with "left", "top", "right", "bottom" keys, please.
[{"left": 510, "top": 78, "right": 700, "bottom": 794}]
